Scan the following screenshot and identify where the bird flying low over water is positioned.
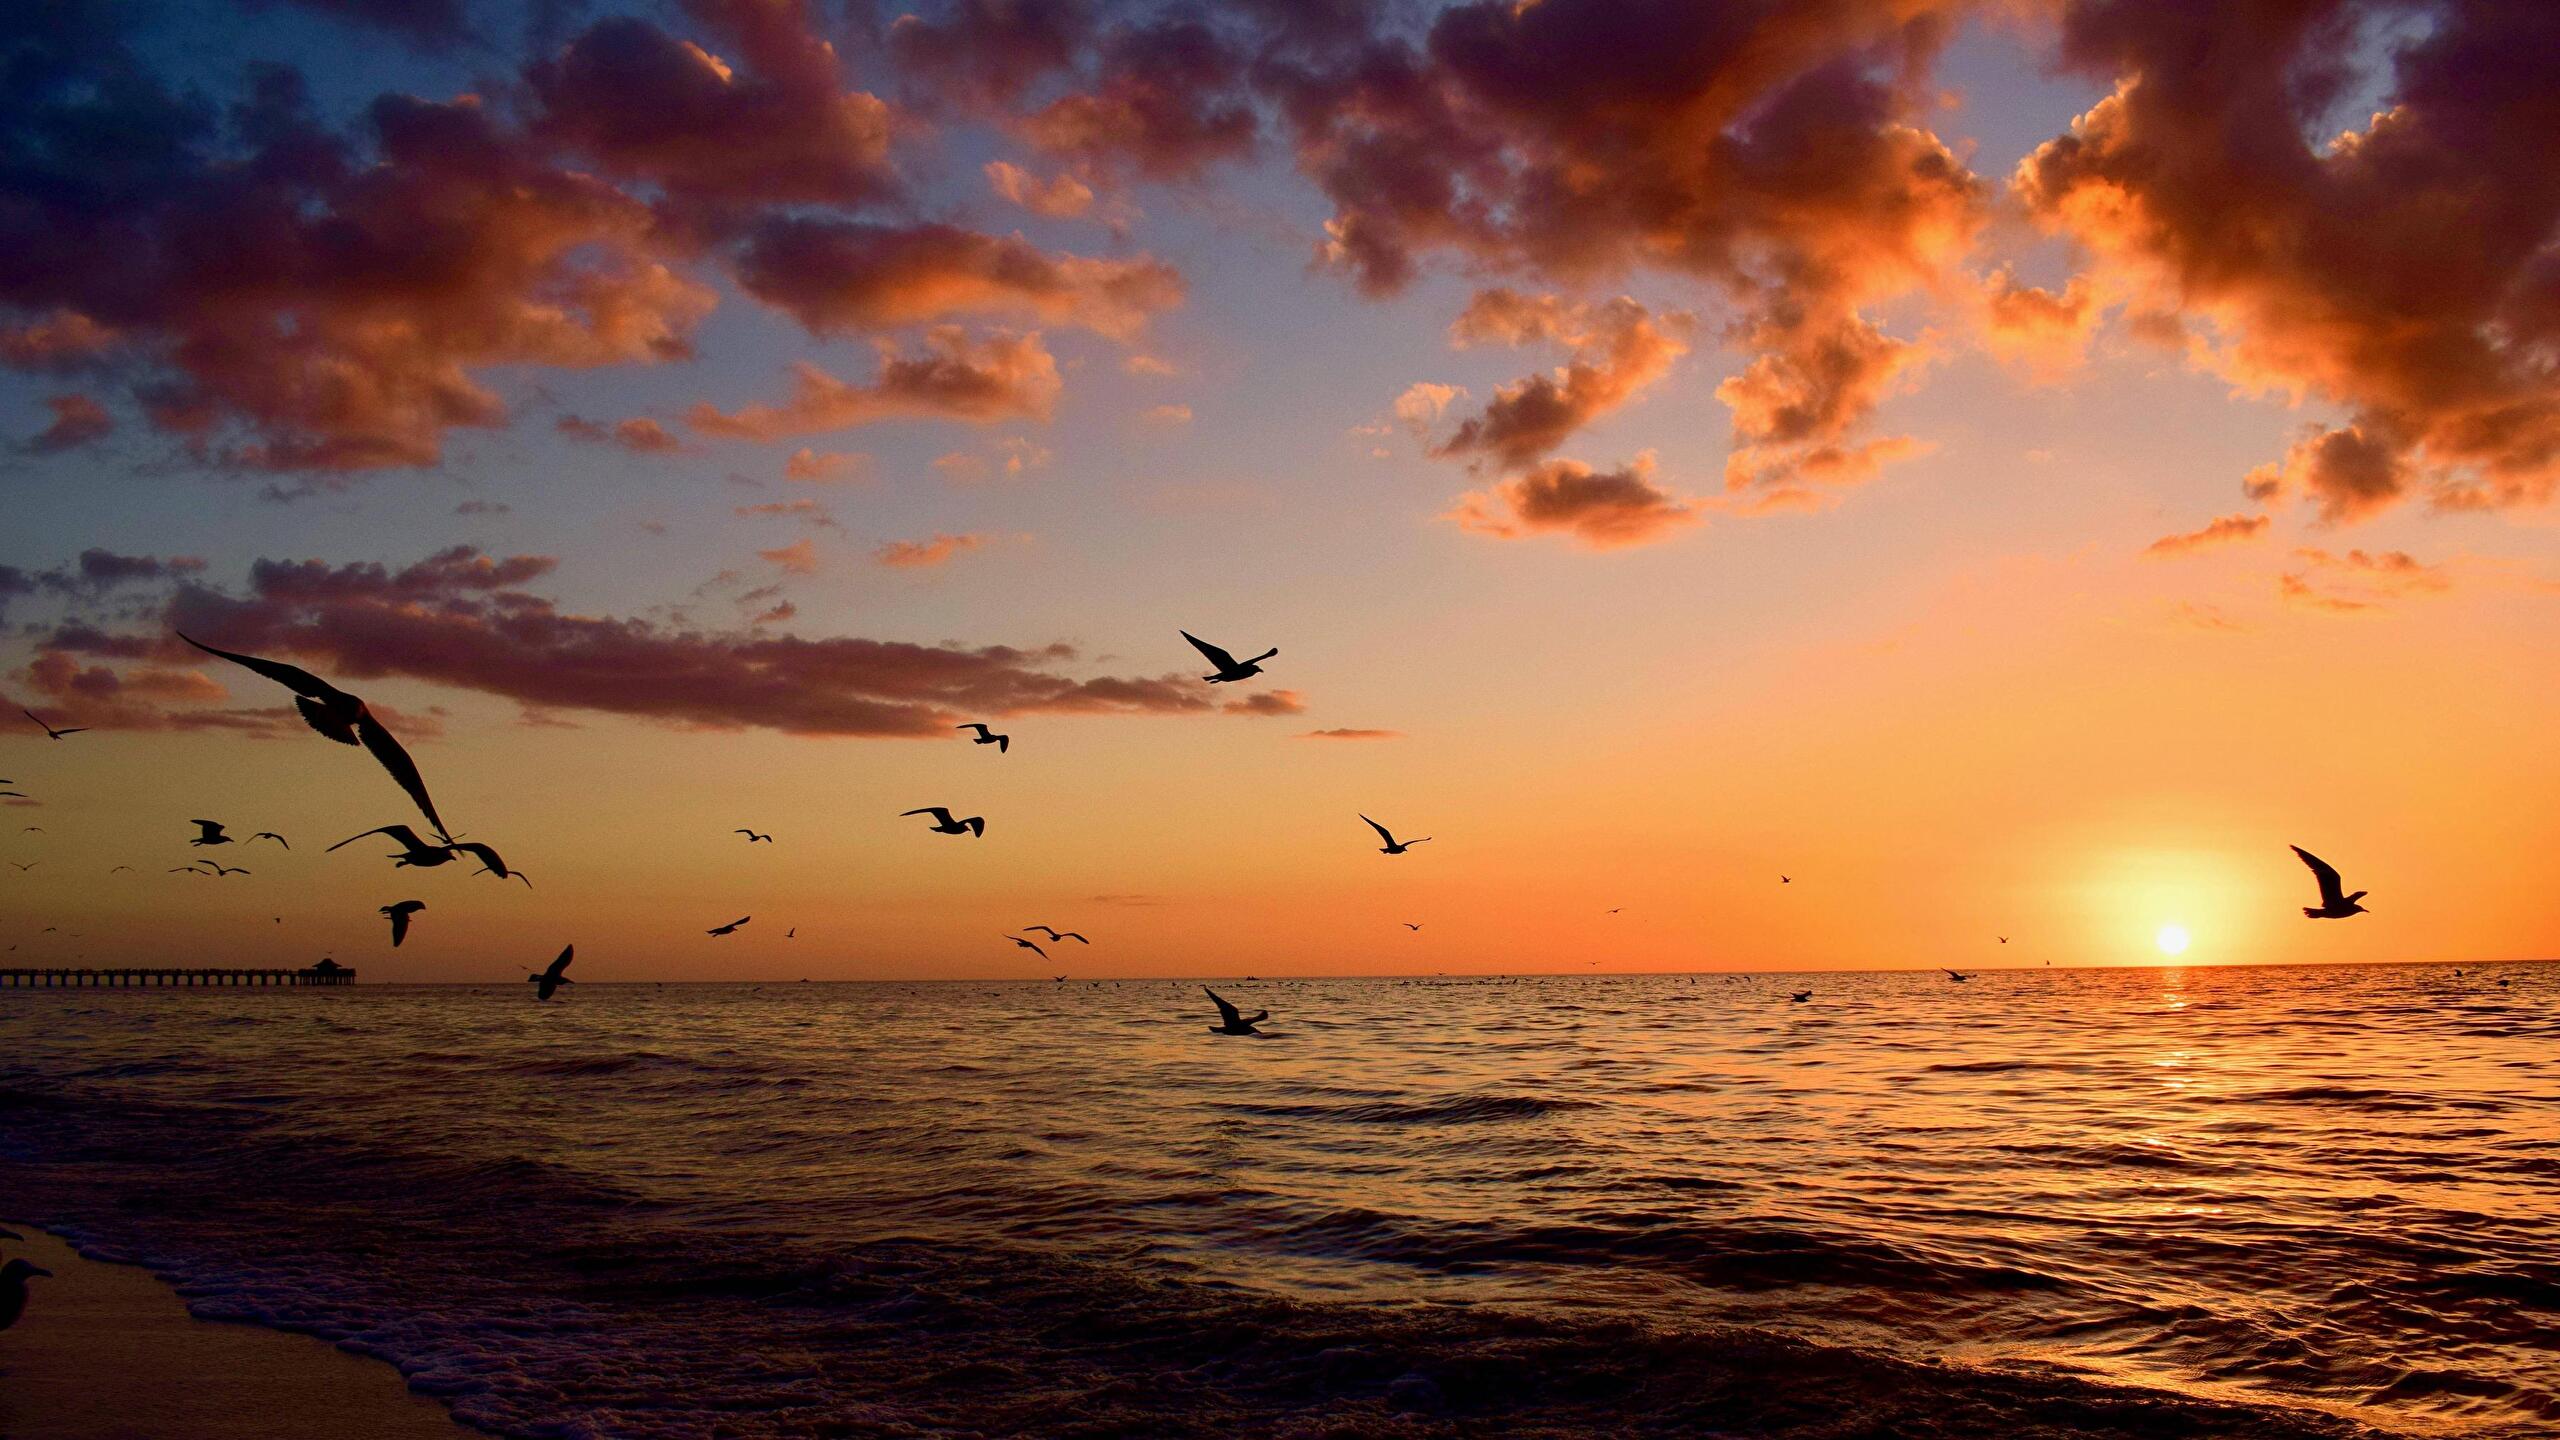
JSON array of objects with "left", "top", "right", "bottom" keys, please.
[
  {"left": 1008, "top": 934, "right": 1048, "bottom": 959},
  {"left": 328, "top": 824, "right": 460, "bottom": 869},
  {"left": 1204, "top": 986, "right": 1267, "bottom": 1035},
  {"left": 1360, "top": 815, "right": 1430, "bottom": 855},
  {"left": 1181, "top": 630, "right": 1278, "bottom": 684},
  {"left": 734, "top": 829, "right": 773, "bottom": 843},
  {"left": 708, "top": 916, "right": 751, "bottom": 936},
  {"left": 2292, "top": 845, "right": 2369, "bottom": 919},
  {"left": 528, "top": 946, "right": 574, "bottom": 1000},
  {"left": 901, "top": 807, "right": 985, "bottom": 837},
  {"left": 189, "top": 820, "right": 233, "bottom": 847},
  {"left": 957, "top": 723, "right": 1010, "bottom": 754},
  {"left": 1945, "top": 969, "right": 1971, "bottom": 982},
  {"left": 21, "top": 709, "right": 85, "bottom": 740},
  {"left": 251, "top": 832, "right": 289, "bottom": 848},
  {"left": 1791, "top": 990, "right": 1813, "bottom": 1003},
  {"left": 451, "top": 841, "right": 530, "bottom": 887},
  {"left": 1024, "top": 926, "right": 1088, "bottom": 944},
  {"left": 380, "top": 900, "right": 425, "bottom": 947},
  {"left": 179, "top": 634, "right": 451, "bottom": 842}
]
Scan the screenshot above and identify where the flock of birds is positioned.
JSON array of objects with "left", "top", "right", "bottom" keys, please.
[{"left": 7, "top": 624, "right": 2390, "bottom": 1022}]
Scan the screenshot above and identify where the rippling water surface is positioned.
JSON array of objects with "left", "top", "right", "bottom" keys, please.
[{"left": 4, "top": 963, "right": 2555, "bottom": 1438}]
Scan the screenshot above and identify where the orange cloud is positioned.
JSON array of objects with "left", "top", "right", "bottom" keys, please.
[
  {"left": 1222, "top": 689, "right": 1306, "bottom": 716},
  {"left": 1299, "top": 728, "right": 1402, "bottom": 741},
  {"left": 874, "top": 533, "right": 989, "bottom": 569},
  {"left": 736, "top": 500, "right": 838, "bottom": 530},
  {"left": 558, "top": 415, "right": 682, "bottom": 454},
  {"left": 2280, "top": 547, "right": 2453, "bottom": 614},
  {"left": 1433, "top": 292, "right": 1691, "bottom": 471},
  {"left": 984, "top": 160, "right": 1095, "bottom": 218},
  {"left": 28, "top": 394, "right": 112, "bottom": 453},
  {"left": 783, "top": 449, "right": 868, "bottom": 484},
  {"left": 2144, "top": 513, "right": 2270, "bottom": 557},
  {"left": 689, "top": 329, "right": 1061, "bottom": 440},
  {"left": 1447, "top": 454, "right": 1697, "bottom": 550},
  {"left": 759, "top": 538, "right": 820, "bottom": 574},
  {"left": 735, "top": 220, "right": 1181, "bottom": 340},
  {"left": 1978, "top": 269, "right": 2098, "bottom": 381}
]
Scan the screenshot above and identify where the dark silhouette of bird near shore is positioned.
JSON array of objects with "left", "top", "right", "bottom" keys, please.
[
  {"left": 381, "top": 900, "right": 425, "bottom": 947},
  {"left": 708, "top": 916, "right": 751, "bottom": 936},
  {"left": 251, "top": 831, "right": 289, "bottom": 848},
  {"left": 1361, "top": 815, "right": 1429, "bottom": 854},
  {"left": 189, "top": 820, "right": 233, "bottom": 847},
  {"left": 1791, "top": 990, "right": 1813, "bottom": 1003},
  {"left": 2, "top": 1254, "right": 50, "bottom": 1331},
  {"left": 1182, "top": 630, "right": 1277, "bottom": 684},
  {"left": 957, "top": 723, "right": 1010, "bottom": 753},
  {"left": 1008, "top": 934, "right": 1048, "bottom": 958},
  {"left": 902, "top": 806, "right": 984, "bottom": 837},
  {"left": 329, "top": 824, "right": 460, "bottom": 869},
  {"left": 179, "top": 635, "right": 450, "bottom": 841},
  {"left": 734, "top": 829, "right": 772, "bottom": 843},
  {"left": 21, "top": 708, "right": 85, "bottom": 740},
  {"left": 1024, "top": 926, "right": 1088, "bottom": 944},
  {"left": 1205, "top": 986, "right": 1267, "bottom": 1035},
  {"left": 451, "top": 841, "right": 530, "bottom": 887},
  {"left": 2292, "top": 845, "right": 2368, "bottom": 919},
  {"left": 1945, "top": 969, "right": 1970, "bottom": 982},
  {"left": 528, "top": 946, "right": 574, "bottom": 1000}
]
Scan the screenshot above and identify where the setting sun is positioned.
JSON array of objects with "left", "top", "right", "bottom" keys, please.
[{"left": 2156, "top": 925, "right": 2192, "bottom": 957}]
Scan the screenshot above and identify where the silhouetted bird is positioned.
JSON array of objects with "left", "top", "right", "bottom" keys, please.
[
  {"left": 1998, "top": 936, "right": 2008, "bottom": 944},
  {"left": 1024, "top": 926, "right": 1089, "bottom": 944},
  {"left": 1791, "top": 990, "right": 1813, "bottom": 1003},
  {"left": 1945, "top": 969, "right": 1970, "bottom": 982},
  {"left": 451, "top": 841, "right": 530, "bottom": 887},
  {"left": 734, "top": 829, "right": 773, "bottom": 843},
  {"left": 0, "top": 791, "right": 23, "bottom": 799},
  {"left": 2292, "top": 845, "right": 2368, "bottom": 919},
  {"left": 1, "top": 1256, "right": 50, "bottom": 1331},
  {"left": 381, "top": 901, "right": 425, "bottom": 947},
  {"left": 180, "top": 635, "right": 450, "bottom": 840},
  {"left": 1053, "top": 974, "right": 1068, "bottom": 982},
  {"left": 901, "top": 807, "right": 984, "bottom": 836},
  {"left": 169, "top": 865, "right": 206, "bottom": 875},
  {"left": 787, "top": 928, "right": 795, "bottom": 939},
  {"left": 528, "top": 945, "right": 574, "bottom": 1000},
  {"left": 330, "top": 824, "right": 461, "bottom": 869},
  {"left": 189, "top": 820, "right": 233, "bottom": 847},
  {"left": 1403, "top": 923, "right": 1422, "bottom": 931},
  {"left": 251, "top": 832, "right": 290, "bottom": 848},
  {"left": 957, "top": 723, "right": 1010, "bottom": 753},
  {"left": 1780, "top": 875, "right": 1791, "bottom": 884},
  {"left": 204, "top": 863, "right": 251, "bottom": 877},
  {"left": 1008, "top": 934, "right": 1048, "bottom": 959},
  {"left": 1361, "top": 815, "right": 1430, "bottom": 855},
  {"left": 1205, "top": 986, "right": 1267, "bottom": 1035},
  {"left": 1181, "top": 630, "right": 1277, "bottom": 684},
  {"left": 7, "top": 862, "right": 34, "bottom": 872},
  {"left": 708, "top": 916, "right": 751, "bottom": 936},
  {"left": 108, "top": 865, "right": 135, "bottom": 874},
  {"left": 21, "top": 708, "right": 85, "bottom": 740}
]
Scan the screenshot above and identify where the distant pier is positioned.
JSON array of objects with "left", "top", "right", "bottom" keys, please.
[{"left": 1, "top": 959, "right": 355, "bottom": 988}]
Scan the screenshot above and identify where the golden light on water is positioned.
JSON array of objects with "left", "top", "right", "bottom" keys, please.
[{"left": 2156, "top": 924, "right": 2192, "bottom": 957}]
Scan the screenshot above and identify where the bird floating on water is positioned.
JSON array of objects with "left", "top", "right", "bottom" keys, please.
[
  {"left": 380, "top": 901, "right": 425, "bottom": 947},
  {"left": 2291, "top": 845, "right": 2368, "bottom": 919},
  {"left": 1204, "top": 986, "right": 1267, "bottom": 1035},
  {"left": 1945, "top": 969, "right": 1970, "bottom": 982},
  {"left": 956, "top": 723, "right": 1010, "bottom": 754},
  {"left": 528, "top": 945, "right": 574, "bottom": 1000},
  {"left": 21, "top": 708, "right": 85, "bottom": 741},
  {"left": 1023, "top": 926, "right": 1088, "bottom": 944},
  {"left": 180, "top": 635, "right": 451, "bottom": 841},
  {"left": 1791, "top": 990, "right": 1813, "bottom": 1003},
  {"left": 1360, "top": 815, "right": 1429, "bottom": 855},
  {"left": 708, "top": 916, "right": 751, "bottom": 937},
  {"left": 1181, "top": 630, "right": 1277, "bottom": 684},
  {"left": 734, "top": 829, "right": 773, "bottom": 843},
  {"left": 901, "top": 807, "right": 984, "bottom": 837},
  {"left": 189, "top": 820, "right": 233, "bottom": 847}
]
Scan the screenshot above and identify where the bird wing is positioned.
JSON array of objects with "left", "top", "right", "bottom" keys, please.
[
  {"left": 1204, "top": 986, "right": 1242, "bottom": 1025},
  {"left": 328, "top": 824, "right": 427, "bottom": 852},
  {"left": 1244, "top": 1010, "right": 1268, "bottom": 1025},
  {"left": 901, "top": 807, "right": 954, "bottom": 824},
  {"left": 253, "top": 832, "right": 289, "bottom": 847},
  {"left": 192, "top": 819, "right": 225, "bottom": 839},
  {"left": 2290, "top": 845, "right": 2346, "bottom": 906},
  {"left": 957, "top": 723, "right": 988, "bottom": 737},
  {"left": 545, "top": 946, "right": 574, "bottom": 979},
  {"left": 964, "top": 816, "right": 985, "bottom": 836},
  {"left": 1180, "top": 631, "right": 1240, "bottom": 670},
  {"left": 388, "top": 910, "right": 411, "bottom": 946},
  {"left": 178, "top": 633, "right": 344, "bottom": 703},
  {"left": 995, "top": 734, "right": 1008, "bottom": 753},
  {"left": 354, "top": 712, "right": 451, "bottom": 841},
  {"left": 1022, "top": 938, "right": 1046, "bottom": 957},
  {"left": 1061, "top": 933, "right": 1088, "bottom": 944},
  {"left": 451, "top": 841, "right": 503, "bottom": 870},
  {"left": 53, "top": 727, "right": 88, "bottom": 736},
  {"left": 1360, "top": 815, "right": 1396, "bottom": 846}
]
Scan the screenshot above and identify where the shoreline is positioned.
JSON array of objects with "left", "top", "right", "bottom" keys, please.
[{"left": 0, "top": 1225, "right": 477, "bottom": 1440}]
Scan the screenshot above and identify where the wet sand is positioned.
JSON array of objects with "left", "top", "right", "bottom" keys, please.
[{"left": 0, "top": 1227, "right": 474, "bottom": 1440}]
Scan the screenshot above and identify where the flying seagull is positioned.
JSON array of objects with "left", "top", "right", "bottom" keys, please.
[
  {"left": 8, "top": 862, "right": 35, "bottom": 872},
  {"left": 328, "top": 824, "right": 460, "bottom": 869},
  {"left": 1997, "top": 936, "right": 2008, "bottom": 944},
  {"left": 189, "top": 820, "right": 233, "bottom": 847},
  {"left": 0, "top": 792, "right": 24, "bottom": 799},
  {"left": 169, "top": 865, "right": 206, "bottom": 875},
  {"left": 956, "top": 723, "right": 1010, "bottom": 754},
  {"left": 1008, "top": 934, "right": 1048, "bottom": 959},
  {"left": 108, "top": 865, "right": 136, "bottom": 874},
  {"left": 179, "top": 634, "right": 450, "bottom": 841},
  {"left": 708, "top": 916, "right": 752, "bottom": 937},
  {"left": 1791, "top": 990, "right": 1813, "bottom": 1003},
  {"left": 1204, "top": 986, "right": 1267, "bottom": 1036},
  {"left": 1780, "top": 875, "right": 1791, "bottom": 885},
  {"left": 1944, "top": 969, "right": 1971, "bottom": 982},
  {"left": 1402, "top": 923, "right": 1422, "bottom": 931},
  {"left": 1, "top": 1256, "right": 50, "bottom": 1332},
  {"left": 203, "top": 863, "right": 251, "bottom": 877},
  {"left": 2292, "top": 845, "right": 2368, "bottom": 919},
  {"left": 451, "top": 841, "right": 531, "bottom": 887},
  {"left": 734, "top": 829, "right": 773, "bottom": 843},
  {"left": 380, "top": 900, "right": 425, "bottom": 947},
  {"left": 251, "top": 832, "right": 290, "bottom": 848},
  {"left": 1181, "top": 630, "right": 1277, "bottom": 684},
  {"left": 528, "top": 945, "right": 574, "bottom": 1000},
  {"left": 901, "top": 807, "right": 985, "bottom": 837},
  {"left": 1360, "top": 815, "right": 1430, "bottom": 855},
  {"left": 21, "top": 709, "right": 85, "bottom": 740},
  {"left": 1023, "top": 926, "right": 1089, "bottom": 944}
]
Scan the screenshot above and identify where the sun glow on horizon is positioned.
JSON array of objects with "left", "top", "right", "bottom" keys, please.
[{"left": 2155, "top": 924, "right": 2192, "bottom": 957}]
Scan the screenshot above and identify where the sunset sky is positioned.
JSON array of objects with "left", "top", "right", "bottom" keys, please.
[{"left": 2, "top": 0, "right": 2553, "bottom": 980}]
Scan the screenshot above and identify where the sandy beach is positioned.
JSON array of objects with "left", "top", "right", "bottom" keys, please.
[{"left": 0, "top": 1227, "right": 472, "bottom": 1440}]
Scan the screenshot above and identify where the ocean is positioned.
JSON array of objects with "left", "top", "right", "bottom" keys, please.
[{"left": 3, "top": 963, "right": 2553, "bottom": 1438}]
